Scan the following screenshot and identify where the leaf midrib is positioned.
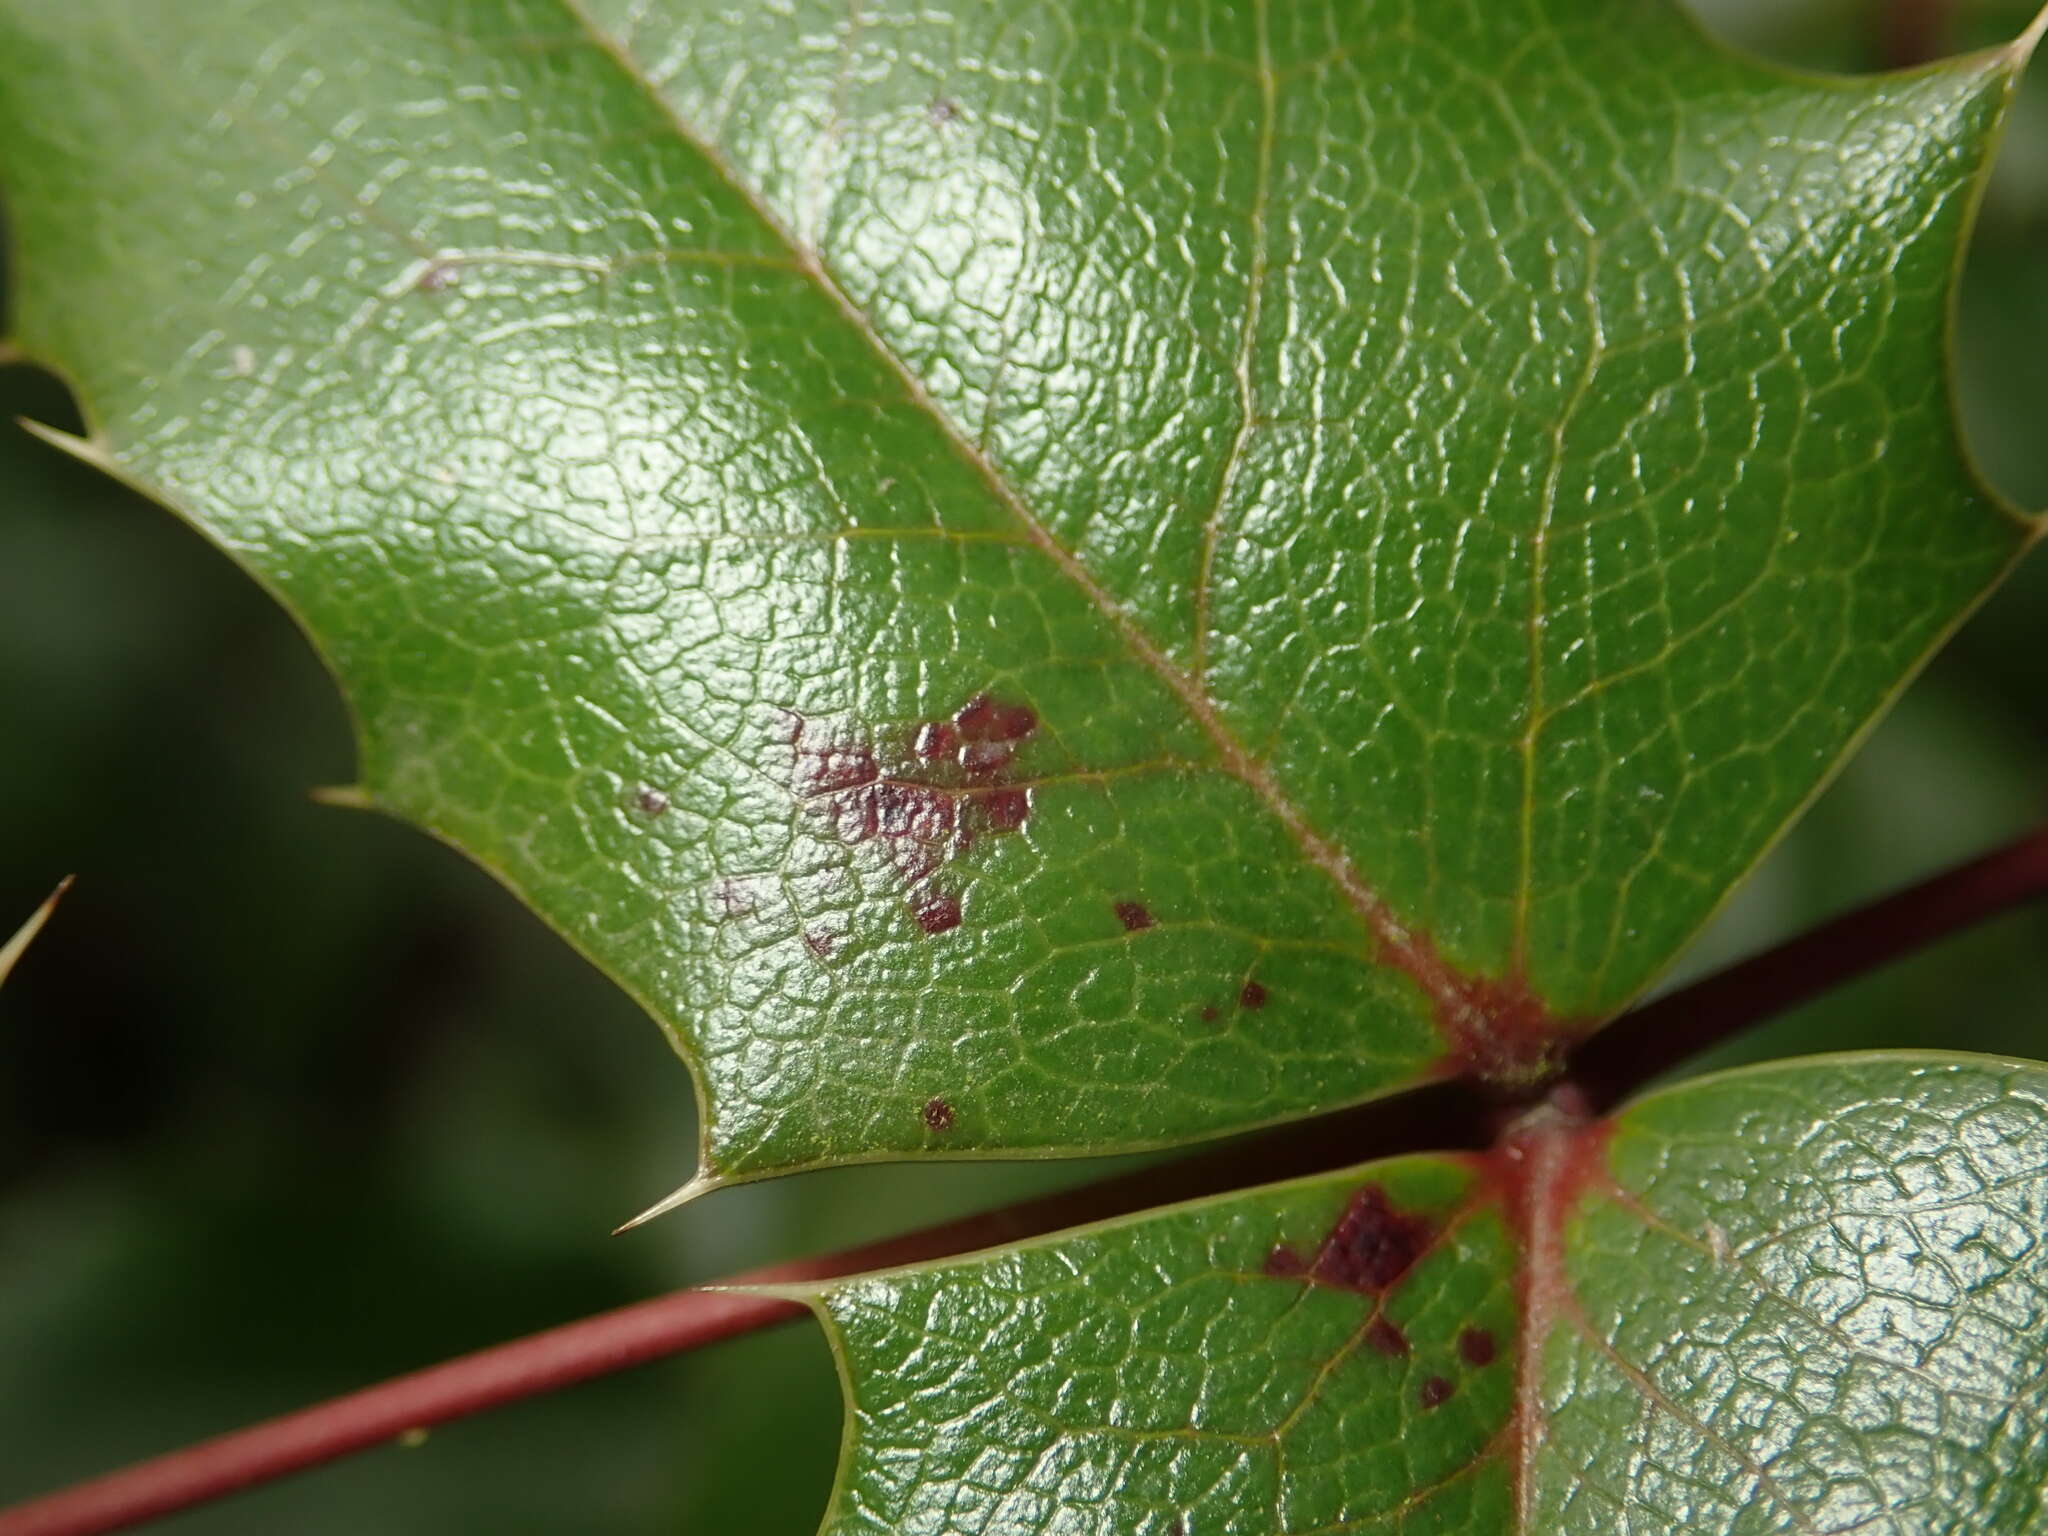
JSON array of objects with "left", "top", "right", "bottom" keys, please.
[{"left": 555, "top": 0, "right": 1524, "bottom": 1048}]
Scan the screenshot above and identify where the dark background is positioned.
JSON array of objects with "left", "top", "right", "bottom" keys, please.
[{"left": 3, "top": 2, "right": 2046, "bottom": 1529}]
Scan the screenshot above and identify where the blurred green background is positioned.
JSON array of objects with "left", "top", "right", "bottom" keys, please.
[{"left": 2, "top": 1, "right": 2045, "bottom": 1529}]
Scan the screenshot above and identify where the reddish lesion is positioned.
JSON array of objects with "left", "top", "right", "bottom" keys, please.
[
  {"left": 1114, "top": 900, "right": 1154, "bottom": 931},
  {"left": 785, "top": 693, "right": 1042, "bottom": 936},
  {"left": 1366, "top": 1318, "right": 1411, "bottom": 1357},
  {"left": 1259, "top": 1181, "right": 1436, "bottom": 1297},
  {"left": 1256, "top": 1126, "right": 1607, "bottom": 1459},
  {"left": 1387, "top": 926, "right": 1592, "bottom": 1088},
  {"left": 1262, "top": 1242, "right": 1307, "bottom": 1278},
  {"left": 1305, "top": 1183, "right": 1436, "bottom": 1292},
  {"left": 1417, "top": 1374, "right": 1456, "bottom": 1409},
  {"left": 912, "top": 893, "right": 963, "bottom": 935}
]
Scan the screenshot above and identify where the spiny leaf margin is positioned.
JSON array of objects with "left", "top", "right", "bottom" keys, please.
[{"left": 0, "top": 1, "right": 2036, "bottom": 1194}]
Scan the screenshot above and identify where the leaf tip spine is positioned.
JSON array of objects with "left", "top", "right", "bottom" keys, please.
[
  {"left": 612, "top": 1172, "right": 714, "bottom": 1234},
  {"left": 2011, "top": 3, "right": 2048, "bottom": 65},
  {"left": 1, "top": 875, "right": 74, "bottom": 987},
  {"left": 309, "top": 784, "right": 376, "bottom": 811},
  {"left": 15, "top": 414, "right": 111, "bottom": 469}
]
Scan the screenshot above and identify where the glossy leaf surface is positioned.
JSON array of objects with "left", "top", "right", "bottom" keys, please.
[
  {"left": 811, "top": 1054, "right": 2048, "bottom": 1533},
  {"left": 0, "top": 2, "right": 2033, "bottom": 1186}
]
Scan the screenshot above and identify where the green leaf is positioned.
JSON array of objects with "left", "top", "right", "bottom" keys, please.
[
  {"left": 808, "top": 1053, "right": 2048, "bottom": 1533},
  {"left": 0, "top": 2, "right": 2034, "bottom": 1188}
]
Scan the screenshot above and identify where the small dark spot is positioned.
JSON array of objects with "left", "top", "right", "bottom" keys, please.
[
  {"left": 954, "top": 694, "right": 1037, "bottom": 743},
  {"left": 416, "top": 261, "right": 460, "bottom": 293},
  {"left": 914, "top": 894, "right": 962, "bottom": 935},
  {"left": 1239, "top": 980, "right": 1268, "bottom": 1010},
  {"left": 1365, "top": 1318, "right": 1410, "bottom": 1357},
  {"left": 1459, "top": 1327, "right": 1497, "bottom": 1367},
  {"left": 1199, "top": 1004, "right": 1220, "bottom": 1023},
  {"left": 914, "top": 721, "right": 959, "bottom": 760},
  {"left": 803, "top": 928, "right": 836, "bottom": 960},
  {"left": 971, "top": 787, "right": 1031, "bottom": 833},
  {"left": 1115, "top": 901, "right": 1154, "bottom": 932},
  {"left": 929, "top": 96, "right": 961, "bottom": 125},
  {"left": 714, "top": 879, "right": 754, "bottom": 917},
  {"left": 1418, "top": 1375, "right": 1456, "bottom": 1410},
  {"left": 633, "top": 786, "right": 670, "bottom": 816},
  {"left": 1311, "top": 1184, "right": 1433, "bottom": 1292},
  {"left": 922, "top": 1097, "right": 955, "bottom": 1131},
  {"left": 1262, "top": 1243, "right": 1306, "bottom": 1278}
]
